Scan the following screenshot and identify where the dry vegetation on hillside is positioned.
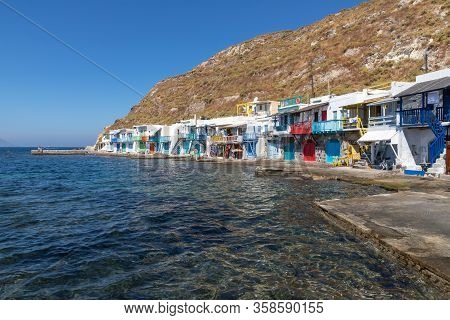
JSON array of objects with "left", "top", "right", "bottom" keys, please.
[{"left": 108, "top": 0, "right": 449, "bottom": 130}]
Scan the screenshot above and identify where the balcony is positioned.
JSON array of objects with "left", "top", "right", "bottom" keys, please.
[
  {"left": 399, "top": 108, "right": 433, "bottom": 126},
  {"left": 179, "top": 133, "right": 195, "bottom": 140},
  {"left": 342, "top": 117, "right": 365, "bottom": 131},
  {"left": 312, "top": 120, "right": 343, "bottom": 134},
  {"left": 196, "top": 133, "right": 207, "bottom": 141},
  {"left": 210, "top": 135, "right": 243, "bottom": 143},
  {"left": 275, "top": 124, "right": 288, "bottom": 132},
  {"left": 368, "top": 115, "right": 396, "bottom": 127},
  {"left": 111, "top": 137, "right": 118, "bottom": 143},
  {"left": 148, "top": 136, "right": 160, "bottom": 143},
  {"left": 132, "top": 134, "right": 142, "bottom": 141},
  {"left": 290, "top": 121, "right": 312, "bottom": 135},
  {"left": 436, "top": 107, "right": 449, "bottom": 122},
  {"left": 159, "top": 136, "right": 171, "bottom": 143},
  {"left": 243, "top": 132, "right": 258, "bottom": 141}
]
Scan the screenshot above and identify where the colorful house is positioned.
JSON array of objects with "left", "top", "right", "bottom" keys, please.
[
  {"left": 272, "top": 96, "right": 308, "bottom": 160},
  {"left": 394, "top": 69, "right": 450, "bottom": 175}
]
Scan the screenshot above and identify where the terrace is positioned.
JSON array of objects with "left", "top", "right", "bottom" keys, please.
[
  {"left": 290, "top": 121, "right": 312, "bottom": 135},
  {"left": 312, "top": 120, "right": 343, "bottom": 134}
]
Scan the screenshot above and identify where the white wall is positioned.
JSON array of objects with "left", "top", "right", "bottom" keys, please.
[
  {"left": 416, "top": 68, "right": 450, "bottom": 83},
  {"left": 396, "top": 128, "right": 435, "bottom": 169}
]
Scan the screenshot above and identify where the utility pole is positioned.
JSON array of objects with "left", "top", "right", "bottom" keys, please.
[
  {"left": 424, "top": 50, "right": 428, "bottom": 73},
  {"left": 310, "top": 60, "right": 315, "bottom": 98}
]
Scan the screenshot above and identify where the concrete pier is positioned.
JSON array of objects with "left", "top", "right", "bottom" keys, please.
[{"left": 317, "top": 191, "right": 450, "bottom": 294}]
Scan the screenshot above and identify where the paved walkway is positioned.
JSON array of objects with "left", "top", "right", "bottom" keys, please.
[{"left": 317, "top": 191, "right": 450, "bottom": 294}]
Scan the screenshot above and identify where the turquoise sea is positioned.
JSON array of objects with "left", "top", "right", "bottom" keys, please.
[{"left": 0, "top": 148, "right": 445, "bottom": 299}]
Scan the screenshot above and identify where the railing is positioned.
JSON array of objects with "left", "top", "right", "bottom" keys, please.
[
  {"left": 210, "top": 135, "right": 243, "bottom": 143},
  {"left": 342, "top": 117, "right": 367, "bottom": 136},
  {"left": 399, "top": 108, "right": 434, "bottom": 126},
  {"left": 159, "top": 136, "right": 171, "bottom": 143},
  {"left": 275, "top": 124, "right": 288, "bottom": 132},
  {"left": 179, "top": 133, "right": 196, "bottom": 140},
  {"left": 132, "top": 135, "right": 142, "bottom": 141},
  {"left": 343, "top": 117, "right": 361, "bottom": 130},
  {"left": 111, "top": 137, "right": 118, "bottom": 143},
  {"left": 117, "top": 137, "right": 131, "bottom": 143},
  {"left": 312, "top": 120, "right": 343, "bottom": 134},
  {"left": 243, "top": 132, "right": 258, "bottom": 141},
  {"left": 148, "top": 136, "right": 159, "bottom": 143},
  {"left": 436, "top": 107, "right": 448, "bottom": 122},
  {"left": 290, "top": 121, "right": 312, "bottom": 135},
  {"left": 195, "top": 133, "right": 207, "bottom": 141},
  {"left": 368, "top": 115, "right": 396, "bottom": 127},
  {"left": 429, "top": 132, "right": 446, "bottom": 165},
  {"left": 400, "top": 107, "right": 450, "bottom": 125}
]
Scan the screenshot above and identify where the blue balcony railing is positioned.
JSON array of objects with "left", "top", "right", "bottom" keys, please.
[
  {"left": 196, "top": 133, "right": 207, "bottom": 141},
  {"left": 436, "top": 107, "right": 449, "bottom": 122},
  {"left": 111, "top": 137, "right": 118, "bottom": 143},
  {"left": 159, "top": 136, "right": 171, "bottom": 143},
  {"left": 400, "top": 108, "right": 433, "bottom": 126},
  {"left": 243, "top": 132, "right": 258, "bottom": 141},
  {"left": 312, "top": 120, "right": 343, "bottom": 134}
]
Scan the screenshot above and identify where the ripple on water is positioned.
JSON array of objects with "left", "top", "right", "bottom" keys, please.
[{"left": 0, "top": 148, "right": 446, "bottom": 299}]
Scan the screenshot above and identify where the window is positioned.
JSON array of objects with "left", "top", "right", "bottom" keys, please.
[
  {"left": 314, "top": 112, "right": 319, "bottom": 122},
  {"left": 333, "top": 111, "right": 337, "bottom": 120}
]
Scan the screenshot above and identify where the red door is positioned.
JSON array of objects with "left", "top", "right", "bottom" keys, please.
[
  {"left": 321, "top": 110, "right": 327, "bottom": 121},
  {"left": 303, "top": 140, "right": 316, "bottom": 161}
]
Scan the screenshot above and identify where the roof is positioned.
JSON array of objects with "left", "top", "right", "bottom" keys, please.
[
  {"left": 367, "top": 98, "right": 399, "bottom": 107},
  {"left": 300, "top": 102, "right": 329, "bottom": 112},
  {"left": 394, "top": 77, "right": 450, "bottom": 97},
  {"left": 358, "top": 128, "right": 397, "bottom": 143}
]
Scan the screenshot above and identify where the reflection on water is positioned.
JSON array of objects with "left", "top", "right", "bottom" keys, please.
[{"left": 0, "top": 148, "right": 446, "bottom": 299}]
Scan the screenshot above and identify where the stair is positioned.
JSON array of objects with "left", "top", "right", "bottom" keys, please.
[
  {"left": 171, "top": 139, "right": 182, "bottom": 155},
  {"left": 427, "top": 150, "right": 447, "bottom": 176},
  {"left": 426, "top": 111, "right": 446, "bottom": 167}
]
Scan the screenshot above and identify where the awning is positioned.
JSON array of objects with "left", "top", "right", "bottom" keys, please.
[{"left": 358, "top": 129, "right": 397, "bottom": 144}]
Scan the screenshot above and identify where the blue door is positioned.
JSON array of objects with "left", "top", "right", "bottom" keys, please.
[
  {"left": 325, "top": 139, "right": 340, "bottom": 163},
  {"left": 284, "top": 141, "right": 295, "bottom": 160}
]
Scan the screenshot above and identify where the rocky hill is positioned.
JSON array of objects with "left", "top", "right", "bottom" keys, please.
[{"left": 108, "top": 0, "right": 449, "bottom": 130}]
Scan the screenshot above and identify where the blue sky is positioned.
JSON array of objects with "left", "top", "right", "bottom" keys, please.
[{"left": 0, "top": 0, "right": 364, "bottom": 147}]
